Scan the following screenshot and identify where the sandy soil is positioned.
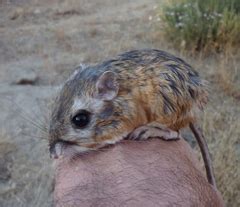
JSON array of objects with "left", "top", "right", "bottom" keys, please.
[{"left": 0, "top": 0, "right": 239, "bottom": 206}]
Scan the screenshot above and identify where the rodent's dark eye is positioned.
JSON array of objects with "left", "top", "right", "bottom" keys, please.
[{"left": 71, "top": 110, "right": 90, "bottom": 128}]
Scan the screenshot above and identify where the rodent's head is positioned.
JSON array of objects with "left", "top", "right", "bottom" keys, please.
[{"left": 49, "top": 66, "right": 122, "bottom": 158}]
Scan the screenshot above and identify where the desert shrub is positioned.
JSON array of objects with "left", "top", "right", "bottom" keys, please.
[{"left": 160, "top": 0, "right": 240, "bottom": 53}]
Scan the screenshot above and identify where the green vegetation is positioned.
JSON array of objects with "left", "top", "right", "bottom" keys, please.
[{"left": 160, "top": 0, "right": 240, "bottom": 53}]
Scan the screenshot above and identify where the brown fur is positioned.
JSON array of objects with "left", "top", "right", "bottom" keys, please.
[{"left": 49, "top": 49, "right": 208, "bottom": 149}]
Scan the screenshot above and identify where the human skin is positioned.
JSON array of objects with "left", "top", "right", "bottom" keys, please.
[{"left": 54, "top": 138, "right": 224, "bottom": 207}]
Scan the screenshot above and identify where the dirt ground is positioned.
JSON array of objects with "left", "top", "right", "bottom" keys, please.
[{"left": 0, "top": 0, "right": 239, "bottom": 206}]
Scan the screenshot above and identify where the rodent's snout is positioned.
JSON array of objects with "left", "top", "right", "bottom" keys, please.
[{"left": 49, "top": 141, "right": 64, "bottom": 159}]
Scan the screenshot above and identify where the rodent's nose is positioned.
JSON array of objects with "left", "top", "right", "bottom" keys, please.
[{"left": 49, "top": 141, "right": 63, "bottom": 159}]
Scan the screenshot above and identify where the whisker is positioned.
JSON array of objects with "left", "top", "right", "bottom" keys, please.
[
  {"left": 19, "top": 113, "right": 48, "bottom": 135},
  {"left": 6, "top": 96, "right": 46, "bottom": 122},
  {"left": 21, "top": 133, "right": 48, "bottom": 141},
  {"left": 4, "top": 97, "right": 49, "bottom": 135},
  {"left": 19, "top": 107, "right": 48, "bottom": 131},
  {"left": 32, "top": 98, "right": 51, "bottom": 128}
]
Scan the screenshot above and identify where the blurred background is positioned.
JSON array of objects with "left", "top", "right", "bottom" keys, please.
[{"left": 0, "top": 0, "right": 239, "bottom": 206}]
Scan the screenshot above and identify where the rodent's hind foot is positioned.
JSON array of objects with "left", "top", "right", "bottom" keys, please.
[{"left": 127, "top": 123, "right": 180, "bottom": 141}]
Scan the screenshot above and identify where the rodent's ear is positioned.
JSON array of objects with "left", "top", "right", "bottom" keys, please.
[{"left": 95, "top": 71, "right": 119, "bottom": 100}]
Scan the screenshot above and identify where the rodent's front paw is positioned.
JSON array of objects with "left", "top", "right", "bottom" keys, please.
[{"left": 127, "top": 123, "right": 180, "bottom": 141}]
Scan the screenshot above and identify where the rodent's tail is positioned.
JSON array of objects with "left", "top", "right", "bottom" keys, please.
[{"left": 189, "top": 122, "right": 217, "bottom": 189}]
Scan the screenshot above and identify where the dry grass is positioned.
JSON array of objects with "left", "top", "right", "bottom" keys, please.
[
  {"left": 155, "top": 3, "right": 240, "bottom": 204},
  {"left": 203, "top": 98, "right": 240, "bottom": 207},
  {"left": 217, "top": 52, "right": 240, "bottom": 100},
  {"left": 209, "top": 59, "right": 240, "bottom": 207},
  {"left": 188, "top": 55, "right": 240, "bottom": 207}
]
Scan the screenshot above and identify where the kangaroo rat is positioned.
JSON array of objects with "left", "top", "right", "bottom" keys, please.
[{"left": 49, "top": 49, "right": 216, "bottom": 188}]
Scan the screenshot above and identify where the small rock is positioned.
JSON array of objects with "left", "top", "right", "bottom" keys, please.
[
  {"left": 13, "top": 69, "right": 38, "bottom": 85},
  {"left": 9, "top": 7, "right": 24, "bottom": 20},
  {"left": 55, "top": 9, "right": 81, "bottom": 17}
]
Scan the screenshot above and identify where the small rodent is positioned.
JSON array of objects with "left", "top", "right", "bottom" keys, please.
[{"left": 49, "top": 49, "right": 216, "bottom": 188}]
